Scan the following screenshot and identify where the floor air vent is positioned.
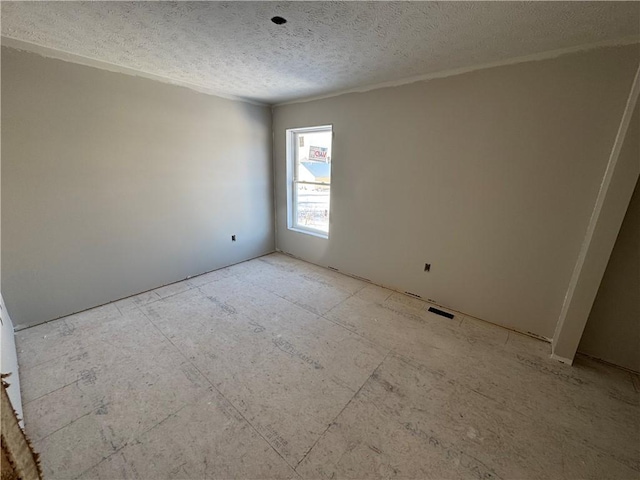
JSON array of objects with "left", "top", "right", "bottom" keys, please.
[{"left": 428, "top": 307, "right": 454, "bottom": 320}]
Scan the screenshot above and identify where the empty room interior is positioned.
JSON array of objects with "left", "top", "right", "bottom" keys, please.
[{"left": 1, "top": 1, "right": 639, "bottom": 479}]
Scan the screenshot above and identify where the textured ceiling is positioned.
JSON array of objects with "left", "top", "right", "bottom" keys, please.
[{"left": 2, "top": 1, "right": 639, "bottom": 104}]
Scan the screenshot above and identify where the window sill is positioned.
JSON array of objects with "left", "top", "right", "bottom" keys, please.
[{"left": 288, "top": 227, "right": 329, "bottom": 239}]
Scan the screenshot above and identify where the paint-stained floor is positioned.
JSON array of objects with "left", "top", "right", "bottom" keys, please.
[{"left": 16, "top": 253, "right": 640, "bottom": 479}]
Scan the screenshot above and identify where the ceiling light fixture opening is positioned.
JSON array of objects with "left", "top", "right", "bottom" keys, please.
[{"left": 271, "top": 16, "right": 287, "bottom": 25}]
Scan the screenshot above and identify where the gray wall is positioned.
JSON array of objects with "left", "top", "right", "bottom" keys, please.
[
  {"left": 579, "top": 175, "right": 640, "bottom": 372},
  {"left": 2, "top": 47, "right": 274, "bottom": 328},
  {"left": 273, "top": 44, "right": 639, "bottom": 339}
]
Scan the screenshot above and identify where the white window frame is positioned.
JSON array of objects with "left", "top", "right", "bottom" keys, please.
[{"left": 286, "top": 125, "right": 333, "bottom": 239}]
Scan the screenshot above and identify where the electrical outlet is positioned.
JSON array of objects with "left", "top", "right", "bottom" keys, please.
[
  {"left": 424, "top": 263, "right": 431, "bottom": 272},
  {"left": 232, "top": 235, "right": 236, "bottom": 242}
]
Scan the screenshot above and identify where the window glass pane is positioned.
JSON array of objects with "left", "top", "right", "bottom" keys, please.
[
  {"left": 287, "top": 126, "right": 332, "bottom": 237},
  {"left": 295, "top": 130, "right": 332, "bottom": 183},
  {"left": 295, "top": 183, "right": 330, "bottom": 233}
]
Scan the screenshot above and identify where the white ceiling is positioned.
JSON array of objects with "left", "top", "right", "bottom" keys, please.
[{"left": 2, "top": 1, "right": 638, "bottom": 104}]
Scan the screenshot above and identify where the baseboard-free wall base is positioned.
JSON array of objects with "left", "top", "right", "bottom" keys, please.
[
  {"left": 279, "top": 250, "right": 640, "bottom": 373},
  {"left": 550, "top": 353, "right": 574, "bottom": 365},
  {"left": 3, "top": 47, "right": 274, "bottom": 329},
  {"left": 275, "top": 249, "right": 554, "bottom": 348},
  {"left": 13, "top": 251, "right": 276, "bottom": 332},
  {"left": 575, "top": 351, "right": 640, "bottom": 375},
  {"left": 273, "top": 45, "right": 639, "bottom": 364}
]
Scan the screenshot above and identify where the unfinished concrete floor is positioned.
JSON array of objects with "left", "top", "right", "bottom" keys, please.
[{"left": 16, "top": 253, "right": 640, "bottom": 479}]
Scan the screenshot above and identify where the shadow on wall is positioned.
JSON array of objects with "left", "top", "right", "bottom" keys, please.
[{"left": 578, "top": 179, "right": 640, "bottom": 372}]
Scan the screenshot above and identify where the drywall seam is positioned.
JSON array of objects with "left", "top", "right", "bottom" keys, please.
[
  {"left": 275, "top": 36, "right": 640, "bottom": 107},
  {"left": 275, "top": 248, "right": 553, "bottom": 346},
  {"left": 0, "top": 36, "right": 268, "bottom": 107},
  {"left": 552, "top": 63, "right": 640, "bottom": 362}
]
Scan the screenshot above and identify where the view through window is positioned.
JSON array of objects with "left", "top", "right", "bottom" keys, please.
[{"left": 287, "top": 125, "right": 332, "bottom": 236}]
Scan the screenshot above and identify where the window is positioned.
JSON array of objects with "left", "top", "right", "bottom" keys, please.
[{"left": 286, "top": 125, "right": 333, "bottom": 237}]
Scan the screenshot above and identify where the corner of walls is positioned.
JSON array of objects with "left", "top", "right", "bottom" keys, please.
[
  {"left": 552, "top": 64, "right": 640, "bottom": 363},
  {"left": 271, "top": 105, "right": 279, "bottom": 251},
  {"left": 1, "top": 37, "right": 268, "bottom": 107},
  {"left": 273, "top": 44, "right": 640, "bottom": 342},
  {"left": 549, "top": 353, "right": 574, "bottom": 366},
  {"left": 577, "top": 179, "right": 640, "bottom": 372},
  {"left": 2, "top": 47, "right": 275, "bottom": 328}
]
